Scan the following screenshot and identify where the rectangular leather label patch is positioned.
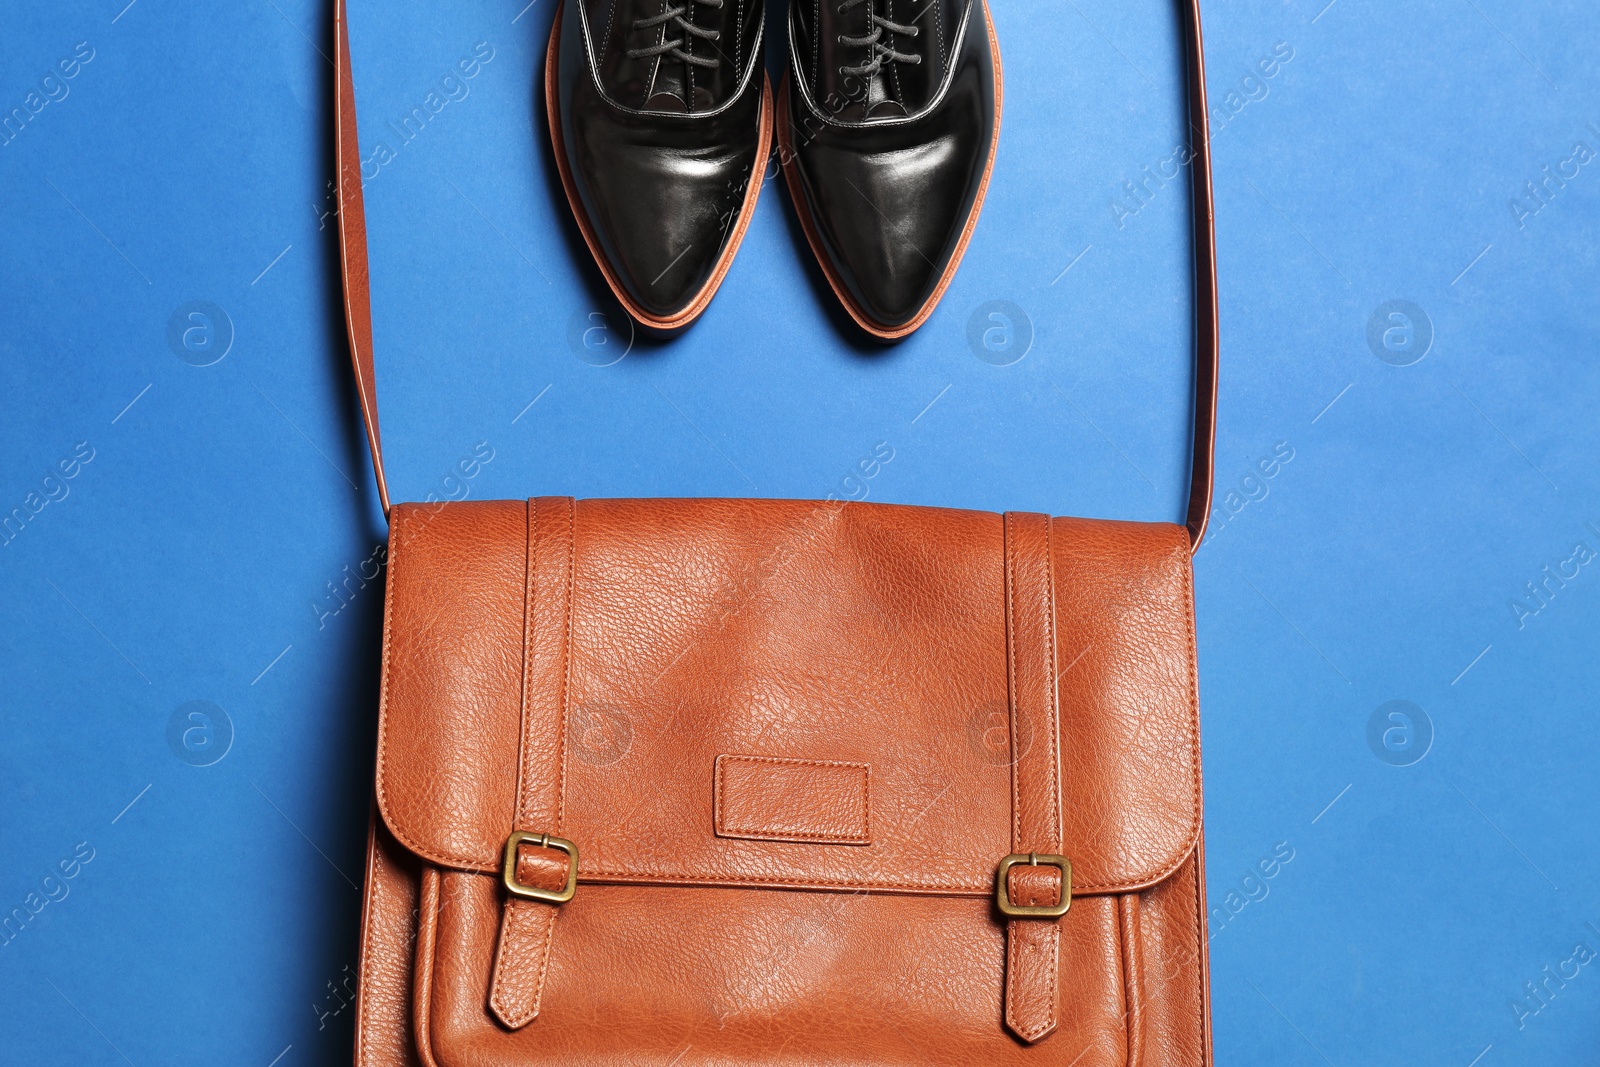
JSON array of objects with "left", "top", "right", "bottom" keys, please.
[{"left": 714, "top": 755, "right": 871, "bottom": 846}]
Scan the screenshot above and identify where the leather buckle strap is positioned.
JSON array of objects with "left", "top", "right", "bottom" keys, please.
[
  {"left": 996, "top": 852, "right": 1072, "bottom": 919},
  {"left": 489, "top": 497, "right": 577, "bottom": 1030},
  {"left": 1002, "top": 511, "right": 1064, "bottom": 1044},
  {"left": 502, "top": 832, "right": 579, "bottom": 904}
]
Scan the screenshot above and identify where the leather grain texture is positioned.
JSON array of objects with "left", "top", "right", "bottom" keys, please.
[
  {"left": 374, "top": 500, "right": 1200, "bottom": 894},
  {"left": 353, "top": 497, "right": 1211, "bottom": 1066},
  {"left": 354, "top": 817, "right": 422, "bottom": 1067},
  {"left": 713, "top": 754, "right": 873, "bottom": 845}
]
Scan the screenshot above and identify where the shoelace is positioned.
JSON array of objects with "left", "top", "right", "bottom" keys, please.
[
  {"left": 835, "top": 0, "right": 921, "bottom": 78},
  {"left": 627, "top": 0, "right": 726, "bottom": 70}
]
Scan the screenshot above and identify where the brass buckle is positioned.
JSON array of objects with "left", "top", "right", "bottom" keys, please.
[
  {"left": 501, "top": 831, "right": 579, "bottom": 904},
  {"left": 996, "top": 852, "right": 1072, "bottom": 919}
]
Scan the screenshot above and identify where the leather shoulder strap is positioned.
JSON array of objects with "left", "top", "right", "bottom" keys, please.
[
  {"left": 1178, "top": 0, "right": 1219, "bottom": 549},
  {"left": 332, "top": 0, "right": 1219, "bottom": 549},
  {"left": 335, "top": 0, "right": 390, "bottom": 517}
]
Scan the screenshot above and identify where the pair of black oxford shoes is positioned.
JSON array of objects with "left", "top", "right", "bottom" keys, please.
[{"left": 546, "top": 0, "right": 1002, "bottom": 340}]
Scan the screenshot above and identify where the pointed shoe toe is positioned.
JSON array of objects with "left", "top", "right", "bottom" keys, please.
[
  {"left": 780, "top": 0, "right": 1002, "bottom": 340},
  {"left": 547, "top": 0, "right": 772, "bottom": 330}
]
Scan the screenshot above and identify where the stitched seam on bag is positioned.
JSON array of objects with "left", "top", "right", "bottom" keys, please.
[
  {"left": 1060, "top": 523, "right": 1203, "bottom": 893},
  {"left": 415, "top": 869, "right": 442, "bottom": 1067},
  {"left": 1004, "top": 514, "right": 1021, "bottom": 850},
  {"left": 1003, "top": 513, "right": 1061, "bottom": 1043},
  {"left": 459, "top": 863, "right": 1177, "bottom": 896},
  {"left": 1040, "top": 516, "right": 1062, "bottom": 1039},
  {"left": 1120, "top": 894, "right": 1143, "bottom": 1067},
  {"left": 1183, "top": 529, "right": 1203, "bottom": 865},
  {"left": 558, "top": 498, "right": 575, "bottom": 832},
  {"left": 489, "top": 908, "right": 519, "bottom": 1022},
  {"left": 530, "top": 908, "right": 555, "bottom": 1020},
  {"left": 355, "top": 830, "right": 382, "bottom": 1067},
  {"left": 1045, "top": 923, "right": 1059, "bottom": 1038},
  {"left": 373, "top": 511, "right": 407, "bottom": 859},
  {"left": 534, "top": 502, "right": 574, "bottom": 1021},
  {"left": 1117, "top": 894, "right": 1131, "bottom": 1061},
  {"left": 580, "top": 868, "right": 982, "bottom": 891},
  {"left": 372, "top": 859, "right": 1181, "bottom": 895},
  {"left": 713, "top": 829, "right": 871, "bottom": 843},
  {"left": 1191, "top": 850, "right": 1210, "bottom": 1065},
  {"left": 1043, "top": 516, "right": 1060, "bottom": 850},
  {"left": 515, "top": 499, "right": 537, "bottom": 826},
  {"left": 1004, "top": 920, "right": 1019, "bottom": 1033},
  {"left": 714, "top": 755, "right": 872, "bottom": 843},
  {"left": 493, "top": 499, "right": 571, "bottom": 1029},
  {"left": 1170, "top": 524, "right": 1204, "bottom": 888}
]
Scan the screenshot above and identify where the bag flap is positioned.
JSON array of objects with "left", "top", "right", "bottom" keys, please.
[{"left": 374, "top": 498, "right": 1201, "bottom": 897}]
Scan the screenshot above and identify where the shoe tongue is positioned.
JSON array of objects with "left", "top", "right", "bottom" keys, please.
[
  {"left": 646, "top": 91, "right": 689, "bottom": 113},
  {"left": 860, "top": 64, "right": 897, "bottom": 114},
  {"left": 809, "top": 0, "right": 932, "bottom": 122},
  {"left": 612, "top": 0, "right": 738, "bottom": 114},
  {"left": 643, "top": 85, "right": 720, "bottom": 113}
]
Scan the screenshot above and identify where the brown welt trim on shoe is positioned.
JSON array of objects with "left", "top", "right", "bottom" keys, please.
[
  {"left": 777, "top": 0, "right": 1005, "bottom": 342},
  {"left": 544, "top": 1, "right": 775, "bottom": 333}
]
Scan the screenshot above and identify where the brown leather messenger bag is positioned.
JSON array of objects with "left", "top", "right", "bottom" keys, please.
[{"left": 335, "top": 0, "right": 1219, "bottom": 1063}]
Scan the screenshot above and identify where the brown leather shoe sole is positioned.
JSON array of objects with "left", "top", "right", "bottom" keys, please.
[
  {"left": 777, "top": 0, "right": 1004, "bottom": 341},
  {"left": 545, "top": 1, "right": 774, "bottom": 332}
]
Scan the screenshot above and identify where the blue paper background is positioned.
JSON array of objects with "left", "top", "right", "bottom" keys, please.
[{"left": 3, "top": 0, "right": 1599, "bottom": 1064}]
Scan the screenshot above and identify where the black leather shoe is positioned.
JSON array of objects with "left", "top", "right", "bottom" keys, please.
[
  {"left": 546, "top": 0, "right": 771, "bottom": 330},
  {"left": 780, "top": 0, "right": 1002, "bottom": 340}
]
